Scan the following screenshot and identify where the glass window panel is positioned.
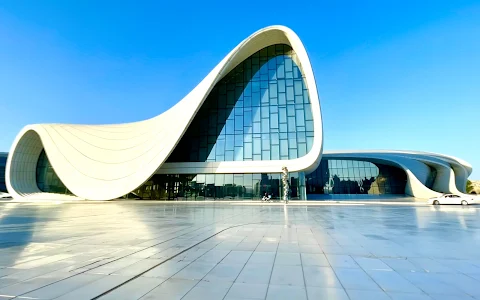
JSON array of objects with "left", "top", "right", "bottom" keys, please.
[
  {"left": 297, "top": 132, "right": 306, "bottom": 143},
  {"left": 295, "top": 95, "right": 303, "bottom": 104},
  {"left": 253, "top": 138, "right": 261, "bottom": 154},
  {"left": 244, "top": 132, "right": 252, "bottom": 142},
  {"left": 271, "top": 133, "right": 279, "bottom": 145},
  {"left": 235, "top": 135, "right": 243, "bottom": 147},
  {"left": 285, "top": 57, "right": 293, "bottom": 72},
  {"left": 298, "top": 143, "right": 307, "bottom": 157},
  {"left": 279, "top": 107, "right": 287, "bottom": 123},
  {"left": 270, "top": 114, "right": 279, "bottom": 129},
  {"left": 293, "top": 66, "right": 301, "bottom": 79},
  {"left": 306, "top": 120, "right": 314, "bottom": 132},
  {"left": 279, "top": 123, "right": 288, "bottom": 133},
  {"left": 269, "top": 82, "right": 277, "bottom": 96},
  {"left": 243, "top": 109, "right": 252, "bottom": 126},
  {"left": 234, "top": 147, "right": 243, "bottom": 161},
  {"left": 226, "top": 120, "right": 234, "bottom": 134},
  {"left": 253, "top": 122, "right": 261, "bottom": 133},
  {"left": 224, "top": 174, "right": 233, "bottom": 184},
  {"left": 262, "top": 150, "right": 270, "bottom": 160},
  {"left": 252, "top": 92, "right": 261, "bottom": 106},
  {"left": 287, "top": 105, "right": 295, "bottom": 116},
  {"left": 215, "top": 174, "right": 224, "bottom": 185},
  {"left": 226, "top": 135, "right": 234, "bottom": 150},
  {"left": 261, "top": 119, "right": 269, "bottom": 133},
  {"left": 225, "top": 150, "right": 234, "bottom": 161},
  {"left": 280, "top": 140, "right": 288, "bottom": 157},
  {"left": 216, "top": 140, "right": 225, "bottom": 155},
  {"left": 235, "top": 115, "right": 243, "bottom": 130},
  {"left": 261, "top": 106, "right": 269, "bottom": 118},
  {"left": 278, "top": 79, "right": 286, "bottom": 92},
  {"left": 286, "top": 86, "right": 294, "bottom": 101},
  {"left": 261, "top": 89, "right": 269, "bottom": 103},
  {"left": 262, "top": 138, "right": 269, "bottom": 150},
  {"left": 278, "top": 93, "right": 286, "bottom": 105},
  {"left": 244, "top": 142, "right": 252, "bottom": 159},
  {"left": 271, "top": 145, "right": 280, "bottom": 160},
  {"left": 288, "top": 134, "right": 297, "bottom": 148},
  {"left": 304, "top": 105, "right": 313, "bottom": 120},
  {"left": 288, "top": 116, "right": 296, "bottom": 131},
  {"left": 303, "top": 91, "right": 310, "bottom": 103},
  {"left": 294, "top": 80, "right": 303, "bottom": 95},
  {"left": 296, "top": 110, "right": 305, "bottom": 126},
  {"left": 347, "top": 160, "right": 354, "bottom": 169},
  {"left": 289, "top": 148, "right": 298, "bottom": 159}
]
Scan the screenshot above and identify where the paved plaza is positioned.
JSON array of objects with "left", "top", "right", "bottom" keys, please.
[{"left": 0, "top": 202, "right": 480, "bottom": 299}]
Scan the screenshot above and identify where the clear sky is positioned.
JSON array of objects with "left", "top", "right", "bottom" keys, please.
[{"left": 1, "top": 0, "right": 479, "bottom": 179}]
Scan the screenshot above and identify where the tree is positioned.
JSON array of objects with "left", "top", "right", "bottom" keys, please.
[{"left": 466, "top": 180, "right": 474, "bottom": 194}]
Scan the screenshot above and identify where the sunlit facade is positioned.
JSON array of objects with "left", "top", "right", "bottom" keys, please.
[{"left": 5, "top": 26, "right": 473, "bottom": 201}]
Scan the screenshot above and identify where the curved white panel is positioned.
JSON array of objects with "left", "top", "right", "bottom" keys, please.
[
  {"left": 323, "top": 150, "right": 473, "bottom": 199},
  {"left": 6, "top": 26, "right": 323, "bottom": 201}
]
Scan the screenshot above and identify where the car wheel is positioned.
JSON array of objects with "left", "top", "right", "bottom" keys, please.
[
  {"left": 433, "top": 200, "right": 440, "bottom": 205},
  {"left": 461, "top": 200, "right": 468, "bottom": 206}
]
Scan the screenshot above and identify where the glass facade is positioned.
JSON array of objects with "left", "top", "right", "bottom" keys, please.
[
  {"left": 0, "top": 153, "right": 7, "bottom": 192},
  {"left": 167, "top": 44, "right": 314, "bottom": 163},
  {"left": 306, "top": 159, "right": 407, "bottom": 195},
  {"left": 36, "top": 150, "right": 72, "bottom": 195},
  {"left": 127, "top": 173, "right": 305, "bottom": 200}
]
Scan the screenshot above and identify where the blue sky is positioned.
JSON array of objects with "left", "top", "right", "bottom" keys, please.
[{"left": 1, "top": 0, "right": 479, "bottom": 179}]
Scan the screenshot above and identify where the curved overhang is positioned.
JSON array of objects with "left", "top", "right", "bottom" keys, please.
[
  {"left": 6, "top": 25, "right": 323, "bottom": 201},
  {"left": 322, "top": 150, "right": 473, "bottom": 199}
]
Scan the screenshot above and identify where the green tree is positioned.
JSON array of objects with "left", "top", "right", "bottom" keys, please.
[{"left": 466, "top": 180, "right": 474, "bottom": 194}]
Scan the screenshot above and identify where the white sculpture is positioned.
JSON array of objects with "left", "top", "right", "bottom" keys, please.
[{"left": 282, "top": 166, "right": 289, "bottom": 204}]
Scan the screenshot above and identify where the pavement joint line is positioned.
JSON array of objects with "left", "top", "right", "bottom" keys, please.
[
  {"left": 91, "top": 221, "right": 267, "bottom": 300},
  {"left": 4, "top": 210, "right": 257, "bottom": 298}
]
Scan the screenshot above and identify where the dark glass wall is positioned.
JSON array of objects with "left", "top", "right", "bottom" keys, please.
[
  {"left": 128, "top": 172, "right": 304, "bottom": 200},
  {"left": 36, "top": 150, "right": 72, "bottom": 195},
  {"left": 167, "top": 44, "right": 314, "bottom": 163},
  {"left": 0, "top": 153, "right": 7, "bottom": 192},
  {"left": 306, "top": 159, "right": 407, "bottom": 195}
]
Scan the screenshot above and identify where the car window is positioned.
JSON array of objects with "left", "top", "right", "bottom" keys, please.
[{"left": 452, "top": 195, "right": 460, "bottom": 198}]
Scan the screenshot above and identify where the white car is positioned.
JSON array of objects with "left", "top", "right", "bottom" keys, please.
[{"left": 427, "top": 194, "right": 475, "bottom": 205}]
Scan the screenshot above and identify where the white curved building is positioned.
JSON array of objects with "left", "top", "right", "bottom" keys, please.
[{"left": 5, "top": 26, "right": 473, "bottom": 201}]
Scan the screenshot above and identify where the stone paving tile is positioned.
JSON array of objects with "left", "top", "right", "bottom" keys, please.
[
  {"left": 235, "top": 263, "right": 273, "bottom": 284},
  {"left": 55, "top": 275, "right": 135, "bottom": 300},
  {"left": 247, "top": 251, "right": 276, "bottom": 265},
  {"left": 225, "top": 282, "right": 268, "bottom": 299},
  {"left": 326, "top": 254, "right": 360, "bottom": 268},
  {"left": 346, "top": 289, "right": 391, "bottom": 300},
  {"left": 99, "top": 277, "right": 164, "bottom": 300},
  {"left": 221, "top": 251, "right": 253, "bottom": 265},
  {"left": 387, "top": 292, "right": 434, "bottom": 300},
  {"left": 139, "top": 278, "right": 198, "bottom": 299},
  {"left": 181, "top": 280, "right": 232, "bottom": 300},
  {"left": 367, "top": 270, "right": 423, "bottom": 293},
  {"left": 306, "top": 286, "right": 350, "bottom": 300},
  {"left": 203, "top": 263, "right": 244, "bottom": 282},
  {"left": 266, "top": 284, "right": 307, "bottom": 300},
  {"left": 21, "top": 273, "right": 103, "bottom": 299},
  {"left": 1, "top": 202, "right": 480, "bottom": 299},
  {"left": 274, "top": 252, "right": 301, "bottom": 265},
  {"left": 303, "top": 266, "right": 342, "bottom": 288},
  {"left": 269, "top": 265, "right": 305, "bottom": 286},
  {"left": 334, "top": 268, "right": 382, "bottom": 290}
]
